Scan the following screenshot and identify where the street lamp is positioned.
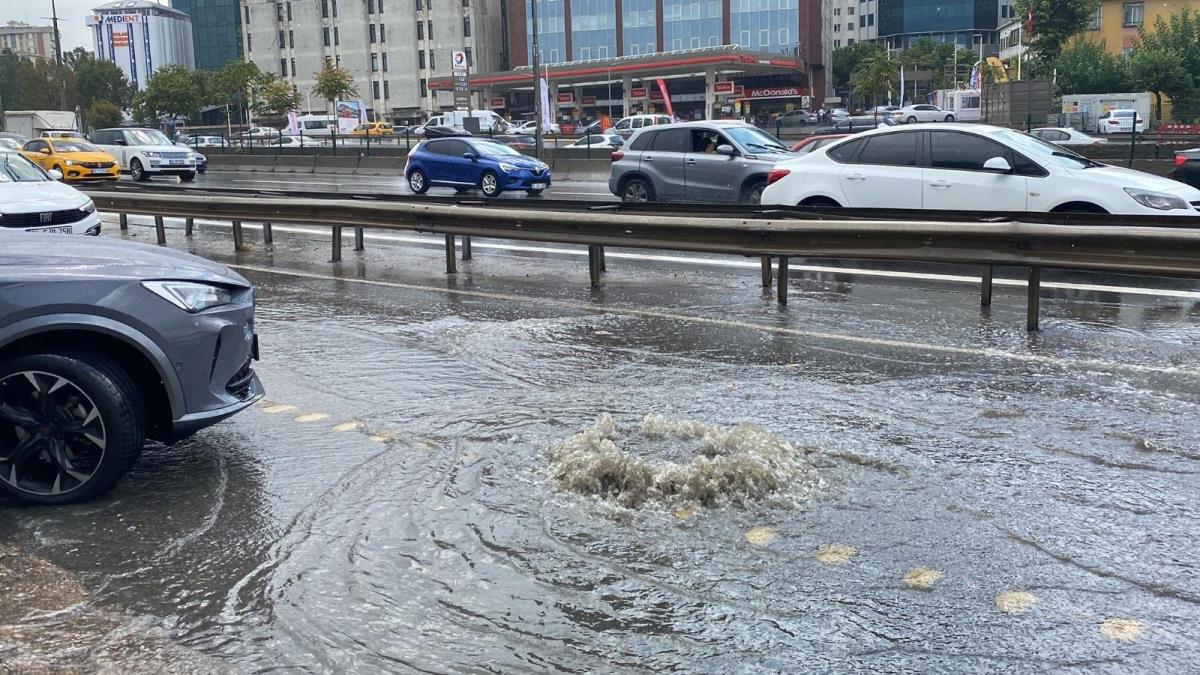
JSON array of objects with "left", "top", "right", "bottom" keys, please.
[{"left": 531, "top": 0, "right": 543, "bottom": 157}]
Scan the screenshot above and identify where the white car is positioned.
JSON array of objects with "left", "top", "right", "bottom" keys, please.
[
  {"left": 761, "top": 123, "right": 1200, "bottom": 216},
  {"left": 507, "top": 120, "right": 561, "bottom": 135},
  {"left": 562, "top": 133, "right": 624, "bottom": 150},
  {"left": 829, "top": 108, "right": 851, "bottom": 120},
  {"left": 892, "top": 104, "right": 956, "bottom": 124},
  {"left": 91, "top": 127, "right": 198, "bottom": 182},
  {"left": 1097, "top": 109, "right": 1146, "bottom": 135},
  {"left": 0, "top": 149, "right": 101, "bottom": 235},
  {"left": 611, "top": 114, "right": 673, "bottom": 138},
  {"left": 272, "top": 135, "right": 326, "bottom": 147},
  {"left": 1030, "top": 128, "right": 1105, "bottom": 146},
  {"left": 177, "top": 135, "right": 230, "bottom": 148},
  {"left": 236, "top": 126, "right": 281, "bottom": 139}
]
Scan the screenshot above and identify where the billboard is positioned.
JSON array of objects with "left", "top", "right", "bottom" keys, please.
[{"left": 335, "top": 99, "right": 365, "bottom": 134}]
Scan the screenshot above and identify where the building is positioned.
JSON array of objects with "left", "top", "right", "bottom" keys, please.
[
  {"left": 87, "top": 1, "right": 196, "bottom": 91},
  {"left": 239, "top": 0, "right": 504, "bottom": 123},
  {"left": 997, "top": 17, "right": 1025, "bottom": 77},
  {"left": 1075, "top": 0, "right": 1198, "bottom": 58},
  {"left": 170, "top": 0, "right": 242, "bottom": 71},
  {"left": 877, "top": 0, "right": 999, "bottom": 53},
  {"left": 829, "top": 0, "right": 879, "bottom": 49},
  {"left": 0, "top": 21, "right": 58, "bottom": 60}
]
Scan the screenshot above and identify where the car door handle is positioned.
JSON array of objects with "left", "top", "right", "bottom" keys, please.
[
  {"left": 643, "top": 156, "right": 654, "bottom": 162},
  {"left": 685, "top": 158, "right": 697, "bottom": 164},
  {"left": 844, "top": 173, "right": 866, "bottom": 182},
  {"left": 928, "top": 180, "right": 952, "bottom": 189}
]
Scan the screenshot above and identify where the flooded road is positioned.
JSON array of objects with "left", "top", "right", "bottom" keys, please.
[{"left": 3, "top": 216, "right": 1200, "bottom": 672}]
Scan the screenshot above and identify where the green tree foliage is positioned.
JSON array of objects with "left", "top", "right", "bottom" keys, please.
[
  {"left": 1134, "top": 9, "right": 1200, "bottom": 122},
  {"left": 74, "top": 55, "right": 133, "bottom": 111},
  {"left": 832, "top": 42, "right": 886, "bottom": 91},
  {"left": 253, "top": 78, "right": 301, "bottom": 121},
  {"left": 312, "top": 63, "right": 358, "bottom": 107},
  {"left": 851, "top": 54, "right": 899, "bottom": 106},
  {"left": 131, "top": 65, "right": 209, "bottom": 123},
  {"left": 211, "top": 60, "right": 268, "bottom": 124},
  {"left": 1052, "top": 40, "right": 1131, "bottom": 95},
  {"left": 898, "top": 38, "right": 980, "bottom": 89},
  {"left": 63, "top": 47, "right": 90, "bottom": 70},
  {"left": 87, "top": 100, "right": 124, "bottom": 130},
  {"left": 1015, "top": 0, "right": 1102, "bottom": 60}
]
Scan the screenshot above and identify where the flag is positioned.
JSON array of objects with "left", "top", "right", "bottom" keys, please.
[
  {"left": 1026, "top": 9, "right": 1035, "bottom": 35},
  {"left": 899, "top": 64, "right": 905, "bottom": 105},
  {"left": 539, "top": 77, "right": 552, "bottom": 133},
  {"left": 656, "top": 78, "right": 675, "bottom": 119}
]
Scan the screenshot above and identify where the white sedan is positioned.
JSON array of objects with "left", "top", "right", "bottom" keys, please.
[
  {"left": 1030, "top": 128, "right": 1105, "bottom": 146},
  {"left": 761, "top": 123, "right": 1200, "bottom": 216},
  {"left": 507, "top": 120, "right": 561, "bottom": 135},
  {"left": 272, "top": 135, "right": 326, "bottom": 147},
  {"left": 892, "top": 104, "right": 956, "bottom": 124},
  {"left": 562, "top": 133, "right": 624, "bottom": 150}
]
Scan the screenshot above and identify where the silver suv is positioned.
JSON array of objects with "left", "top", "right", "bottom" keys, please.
[{"left": 608, "top": 121, "right": 791, "bottom": 204}]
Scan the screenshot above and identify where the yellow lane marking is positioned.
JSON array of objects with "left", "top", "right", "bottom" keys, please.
[
  {"left": 333, "top": 421, "right": 363, "bottom": 432},
  {"left": 816, "top": 543, "right": 857, "bottom": 566},
  {"left": 995, "top": 591, "right": 1037, "bottom": 614},
  {"left": 903, "top": 567, "right": 944, "bottom": 590},
  {"left": 369, "top": 433, "right": 395, "bottom": 443},
  {"left": 294, "top": 413, "right": 331, "bottom": 423},
  {"left": 744, "top": 527, "right": 777, "bottom": 545},
  {"left": 1099, "top": 618, "right": 1146, "bottom": 642},
  {"left": 261, "top": 404, "right": 298, "bottom": 414}
]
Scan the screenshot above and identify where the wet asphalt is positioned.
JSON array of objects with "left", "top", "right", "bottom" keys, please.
[{"left": 2, "top": 206, "right": 1200, "bottom": 673}]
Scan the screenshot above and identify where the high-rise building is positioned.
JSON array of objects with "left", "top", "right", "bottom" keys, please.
[
  {"left": 170, "top": 0, "right": 242, "bottom": 71},
  {"left": 877, "top": 0, "right": 999, "bottom": 53},
  {"left": 0, "top": 21, "right": 58, "bottom": 60},
  {"left": 87, "top": 1, "right": 196, "bottom": 91},
  {"left": 240, "top": 0, "right": 504, "bottom": 123},
  {"left": 828, "top": 0, "right": 879, "bottom": 49}
]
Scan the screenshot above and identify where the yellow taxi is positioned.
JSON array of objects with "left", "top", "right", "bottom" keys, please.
[
  {"left": 21, "top": 137, "right": 120, "bottom": 181},
  {"left": 349, "top": 122, "right": 394, "bottom": 137}
]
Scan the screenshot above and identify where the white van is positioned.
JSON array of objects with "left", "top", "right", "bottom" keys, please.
[
  {"left": 426, "top": 110, "right": 508, "bottom": 133},
  {"left": 285, "top": 114, "right": 338, "bottom": 136}
]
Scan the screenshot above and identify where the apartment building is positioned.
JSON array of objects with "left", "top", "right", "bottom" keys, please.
[{"left": 0, "top": 21, "right": 58, "bottom": 60}]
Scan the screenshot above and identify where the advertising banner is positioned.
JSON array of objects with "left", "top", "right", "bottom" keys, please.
[
  {"left": 629, "top": 87, "right": 648, "bottom": 98},
  {"left": 539, "top": 78, "right": 552, "bottom": 132},
  {"left": 490, "top": 97, "right": 506, "bottom": 109},
  {"left": 712, "top": 81, "right": 735, "bottom": 95},
  {"left": 335, "top": 99, "right": 365, "bottom": 134}
]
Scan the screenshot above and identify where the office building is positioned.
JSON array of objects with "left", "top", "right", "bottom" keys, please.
[
  {"left": 829, "top": 0, "right": 878, "bottom": 49},
  {"left": 1075, "top": 0, "right": 1198, "bottom": 58},
  {"left": 239, "top": 0, "right": 505, "bottom": 123},
  {"left": 87, "top": 1, "right": 196, "bottom": 90},
  {"left": 0, "top": 21, "right": 58, "bottom": 60},
  {"left": 877, "top": 0, "right": 999, "bottom": 53},
  {"left": 170, "top": 0, "right": 242, "bottom": 70}
]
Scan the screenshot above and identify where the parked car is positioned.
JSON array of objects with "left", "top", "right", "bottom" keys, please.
[
  {"left": 41, "top": 130, "right": 85, "bottom": 139},
  {"left": 502, "top": 134, "right": 537, "bottom": 150},
  {"left": 1171, "top": 148, "right": 1200, "bottom": 190},
  {"left": 761, "top": 123, "right": 1200, "bottom": 216},
  {"left": 828, "top": 108, "right": 851, "bottom": 121},
  {"left": 892, "top": 104, "right": 956, "bottom": 124},
  {"left": 91, "top": 127, "right": 198, "bottom": 182},
  {"left": 350, "top": 122, "right": 395, "bottom": 137},
  {"left": 0, "top": 138, "right": 20, "bottom": 151},
  {"left": 20, "top": 138, "right": 119, "bottom": 181},
  {"left": 177, "top": 135, "right": 230, "bottom": 148},
  {"left": 421, "top": 125, "right": 472, "bottom": 139},
  {"left": 609, "top": 121, "right": 790, "bottom": 204},
  {"left": 271, "top": 135, "right": 326, "bottom": 148},
  {"left": 0, "top": 232, "right": 264, "bottom": 504},
  {"left": 868, "top": 105, "right": 900, "bottom": 115},
  {"left": 1097, "top": 109, "right": 1146, "bottom": 135},
  {"left": 777, "top": 110, "right": 818, "bottom": 126},
  {"left": 507, "top": 120, "right": 561, "bottom": 135},
  {"left": 563, "top": 133, "right": 624, "bottom": 150},
  {"left": 1030, "top": 128, "right": 1106, "bottom": 146},
  {"left": 0, "top": 149, "right": 101, "bottom": 236},
  {"left": 235, "top": 126, "right": 281, "bottom": 139},
  {"left": 0, "top": 131, "right": 30, "bottom": 145},
  {"left": 611, "top": 114, "right": 674, "bottom": 138},
  {"left": 790, "top": 134, "right": 849, "bottom": 154},
  {"left": 812, "top": 116, "right": 899, "bottom": 135},
  {"left": 406, "top": 137, "right": 552, "bottom": 197}
]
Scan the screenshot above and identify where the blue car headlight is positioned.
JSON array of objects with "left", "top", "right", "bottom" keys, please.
[{"left": 498, "top": 162, "right": 519, "bottom": 173}]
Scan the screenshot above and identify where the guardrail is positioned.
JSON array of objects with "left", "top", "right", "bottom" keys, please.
[{"left": 87, "top": 190, "right": 1200, "bottom": 331}]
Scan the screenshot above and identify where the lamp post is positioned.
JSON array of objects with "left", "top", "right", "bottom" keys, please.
[{"left": 531, "top": 0, "right": 543, "bottom": 158}]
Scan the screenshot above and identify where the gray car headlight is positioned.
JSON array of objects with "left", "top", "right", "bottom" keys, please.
[
  {"left": 1124, "top": 188, "right": 1189, "bottom": 211},
  {"left": 79, "top": 201, "right": 96, "bottom": 214},
  {"left": 498, "top": 162, "right": 519, "bottom": 173},
  {"left": 142, "top": 151, "right": 161, "bottom": 158},
  {"left": 143, "top": 281, "right": 232, "bottom": 313}
]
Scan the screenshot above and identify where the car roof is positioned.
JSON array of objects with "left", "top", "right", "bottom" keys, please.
[{"left": 853, "top": 122, "right": 1014, "bottom": 138}]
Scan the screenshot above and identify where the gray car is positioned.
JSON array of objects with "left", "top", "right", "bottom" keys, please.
[
  {"left": 0, "top": 233, "right": 264, "bottom": 505},
  {"left": 608, "top": 121, "right": 792, "bottom": 204}
]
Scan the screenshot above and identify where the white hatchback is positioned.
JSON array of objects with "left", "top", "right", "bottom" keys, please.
[
  {"left": 0, "top": 150, "right": 101, "bottom": 235},
  {"left": 761, "top": 123, "right": 1200, "bottom": 216},
  {"left": 1097, "top": 109, "right": 1146, "bottom": 135}
]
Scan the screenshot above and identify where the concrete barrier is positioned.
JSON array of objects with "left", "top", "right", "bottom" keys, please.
[
  {"left": 312, "top": 156, "right": 360, "bottom": 174},
  {"left": 355, "top": 156, "right": 402, "bottom": 176},
  {"left": 207, "top": 155, "right": 272, "bottom": 173},
  {"left": 274, "top": 155, "right": 316, "bottom": 174}
]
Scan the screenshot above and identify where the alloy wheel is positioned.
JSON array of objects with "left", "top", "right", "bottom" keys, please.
[
  {"left": 481, "top": 173, "right": 499, "bottom": 196},
  {"left": 0, "top": 371, "right": 107, "bottom": 498},
  {"left": 409, "top": 171, "right": 425, "bottom": 192},
  {"left": 623, "top": 181, "right": 649, "bottom": 202}
]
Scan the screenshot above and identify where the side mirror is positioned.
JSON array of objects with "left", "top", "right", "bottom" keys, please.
[
  {"left": 462, "top": 152, "right": 477, "bottom": 161},
  {"left": 982, "top": 156, "right": 1013, "bottom": 174},
  {"left": 47, "top": 169, "right": 63, "bottom": 180},
  {"left": 112, "top": 138, "right": 127, "bottom": 146},
  {"left": 39, "top": 148, "right": 52, "bottom": 155},
  {"left": 716, "top": 144, "right": 735, "bottom": 156}
]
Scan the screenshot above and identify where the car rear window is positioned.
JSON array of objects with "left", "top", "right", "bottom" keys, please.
[
  {"left": 628, "top": 131, "right": 655, "bottom": 151},
  {"left": 1114, "top": 111, "right": 1135, "bottom": 118},
  {"left": 826, "top": 138, "right": 864, "bottom": 163},
  {"left": 650, "top": 128, "right": 690, "bottom": 153}
]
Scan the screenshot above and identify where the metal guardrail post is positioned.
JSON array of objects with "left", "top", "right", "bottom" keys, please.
[
  {"left": 461, "top": 236, "right": 472, "bottom": 260},
  {"left": 119, "top": 213, "right": 128, "bottom": 231},
  {"left": 445, "top": 235, "right": 457, "bottom": 273},
  {"left": 598, "top": 246, "right": 606, "bottom": 271},
  {"left": 263, "top": 221, "right": 274, "bottom": 244},
  {"left": 761, "top": 256, "right": 772, "bottom": 287},
  {"left": 331, "top": 226, "right": 343, "bottom": 262},
  {"left": 154, "top": 215, "right": 166, "bottom": 245},
  {"left": 588, "top": 245, "right": 602, "bottom": 286},
  {"left": 232, "top": 220, "right": 244, "bottom": 250},
  {"left": 1027, "top": 267, "right": 1041, "bottom": 331},
  {"left": 776, "top": 256, "right": 789, "bottom": 305},
  {"left": 354, "top": 227, "right": 364, "bottom": 251},
  {"left": 981, "top": 266, "right": 994, "bottom": 307},
  {"left": 185, "top": 217, "right": 194, "bottom": 237}
]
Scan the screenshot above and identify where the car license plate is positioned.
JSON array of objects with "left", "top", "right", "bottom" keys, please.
[
  {"left": 531, "top": 182, "right": 547, "bottom": 189},
  {"left": 25, "top": 226, "right": 72, "bottom": 234},
  {"left": 170, "top": 160, "right": 185, "bottom": 165},
  {"left": 91, "top": 168, "right": 109, "bottom": 174}
]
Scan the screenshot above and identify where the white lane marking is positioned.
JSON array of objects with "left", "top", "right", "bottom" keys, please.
[
  {"left": 225, "top": 262, "right": 1200, "bottom": 378},
  {"left": 118, "top": 214, "right": 1200, "bottom": 301}
]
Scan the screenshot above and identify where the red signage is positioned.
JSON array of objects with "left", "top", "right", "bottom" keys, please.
[
  {"left": 712, "top": 81, "right": 735, "bottom": 95},
  {"left": 581, "top": 96, "right": 596, "bottom": 105},
  {"left": 490, "top": 97, "right": 506, "bottom": 109},
  {"left": 744, "top": 86, "right": 805, "bottom": 100},
  {"left": 650, "top": 88, "right": 663, "bottom": 101},
  {"left": 629, "top": 87, "right": 648, "bottom": 98},
  {"left": 556, "top": 92, "right": 575, "bottom": 105},
  {"left": 733, "top": 85, "right": 745, "bottom": 97}
]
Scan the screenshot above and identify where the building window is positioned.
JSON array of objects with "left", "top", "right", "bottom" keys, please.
[
  {"left": 278, "top": 30, "right": 285, "bottom": 46},
  {"left": 427, "top": 20, "right": 433, "bottom": 40},
  {"left": 276, "top": 3, "right": 283, "bottom": 22},
  {"left": 419, "top": 50, "right": 425, "bottom": 68},
  {"left": 368, "top": 0, "right": 375, "bottom": 14},
  {"left": 245, "top": 5, "right": 250, "bottom": 22},
  {"left": 420, "top": 78, "right": 427, "bottom": 98},
  {"left": 290, "top": 58, "right": 296, "bottom": 76},
  {"left": 1087, "top": 7, "right": 1102, "bottom": 30},
  {"left": 380, "top": 24, "right": 386, "bottom": 42},
  {"left": 332, "top": 0, "right": 338, "bottom": 18},
  {"left": 247, "top": 33, "right": 252, "bottom": 51},
  {"left": 371, "top": 54, "right": 379, "bottom": 71},
  {"left": 382, "top": 53, "right": 388, "bottom": 71},
  {"left": 379, "top": 0, "right": 384, "bottom": 13},
  {"left": 1118, "top": 2, "right": 1137, "bottom": 25},
  {"left": 384, "top": 81, "right": 389, "bottom": 98},
  {"left": 416, "top": 0, "right": 422, "bottom": 11},
  {"left": 834, "top": 39, "right": 841, "bottom": 47},
  {"left": 288, "top": 30, "right": 294, "bottom": 48},
  {"left": 334, "top": 27, "right": 340, "bottom": 45},
  {"left": 325, "top": 55, "right": 332, "bottom": 65},
  {"left": 279, "top": 58, "right": 287, "bottom": 76},
  {"left": 373, "top": 81, "right": 380, "bottom": 99},
  {"left": 463, "top": 0, "right": 469, "bottom": 6},
  {"left": 848, "top": 38, "right": 855, "bottom": 45},
  {"left": 370, "top": 24, "right": 376, "bottom": 42},
  {"left": 464, "top": 46, "right": 472, "bottom": 66},
  {"left": 463, "top": 17, "right": 471, "bottom": 37},
  {"left": 430, "top": 51, "right": 435, "bottom": 69},
  {"left": 336, "top": 54, "right": 341, "bottom": 66},
  {"left": 286, "top": 1, "right": 292, "bottom": 21},
  {"left": 323, "top": 27, "right": 330, "bottom": 46},
  {"left": 417, "top": 21, "right": 424, "bottom": 39},
  {"left": 322, "top": 0, "right": 329, "bottom": 18}
]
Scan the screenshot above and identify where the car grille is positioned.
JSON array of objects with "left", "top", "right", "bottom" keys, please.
[
  {"left": 0, "top": 208, "right": 87, "bottom": 228},
  {"left": 226, "top": 359, "right": 256, "bottom": 401},
  {"left": 80, "top": 161, "right": 114, "bottom": 169},
  {"left": 161, "top": 152, "right": 190, "bottom": 160},
  {"left": 532, "top": 167, "right": 546, "bottom": 176}
]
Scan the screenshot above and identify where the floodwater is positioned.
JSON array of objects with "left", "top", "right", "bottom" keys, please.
[{"left": 3, "top": 219, "right": 1200, "bottom": 673}]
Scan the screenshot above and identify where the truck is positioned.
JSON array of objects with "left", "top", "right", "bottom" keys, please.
[
  {"left": 1060, "top": 93, "right": 1153, "bottom": 133},
  {"left": 3, "top": 110, "right": 79, "bottom": 138},
  {"left": 930, "top": 89, "right": 982, "bottom": 122}
]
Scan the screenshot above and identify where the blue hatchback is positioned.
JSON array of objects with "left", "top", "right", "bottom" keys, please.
[{"left": 405, "top": 137, "right": 552, "bottom": 197}]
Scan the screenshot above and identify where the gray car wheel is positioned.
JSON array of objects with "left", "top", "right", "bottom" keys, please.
[
  {"left": 408, "top": 169, "right": 429, "bottom": 194},
  {"left": 480, "top": 171, "right": 501, "bottom": 197},
  {"left": 130, "top": 159, "right": 147, "bottom": 181},
  {"left": 0, "top": 352, "right": 145, "bottom": 505},
  {"left": 621, "top": 178, "right": 654, "bottom": 203}
]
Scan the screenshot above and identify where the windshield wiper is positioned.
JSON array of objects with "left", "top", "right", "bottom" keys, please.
[
  {"left": 746, "top": 142, "right": 787, "bottom": 153},
  {"left": 1051, "top": 150, "right": 1100, "bottom": 167}
]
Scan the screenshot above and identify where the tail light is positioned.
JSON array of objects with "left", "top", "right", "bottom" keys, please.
[
  {"left": 611, "top": 151, "right": 624, "bottom": 162},
  {"left": 1176, "top": 155, "right": 1190, "bottom": 167},
  {"left": 767, "top": 168, "right": 791, "bottom": 186}
]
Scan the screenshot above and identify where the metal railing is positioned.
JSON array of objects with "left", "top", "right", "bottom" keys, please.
[{"left": 89, "top": 189, "right": 1200, "bottom": 332}]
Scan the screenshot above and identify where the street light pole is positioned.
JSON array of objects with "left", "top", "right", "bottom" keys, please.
[{"left": 531, "top": 0, "right": 543, "bottom": 158}]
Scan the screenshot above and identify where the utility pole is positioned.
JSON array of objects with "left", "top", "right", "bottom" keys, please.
[
  {"left": 46, "top": 0, "right": 69, "bottom": 113},
  {"left": 531, "top": 0, "right": 542, "bottom": 158}
]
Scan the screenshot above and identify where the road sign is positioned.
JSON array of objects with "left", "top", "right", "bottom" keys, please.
[{"left": 452, "top": 50, "right": 467, "bottom": 72}]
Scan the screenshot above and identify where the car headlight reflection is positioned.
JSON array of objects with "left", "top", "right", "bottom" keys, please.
[
  {"left": 499, "top": 162, "right": 519, "bottom": 173},
  {"left": 1124, "top": 188, "right": 1189, "bottom": 211},
  {"left": 142, "top": 281, "right": 233, "bottom": 313},
  {"left": 79, "top": 200, "right": 96, "bottom": 214}
]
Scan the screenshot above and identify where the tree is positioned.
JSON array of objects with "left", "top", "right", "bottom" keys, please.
[
  {"left": 1129, "top": 48, "right": 1192, "bottom": 123},
  {"left": 311, "top": 63, "right": 357, "bottom": 110},
  {"left": 1135, "top": 9, "right": 1200, "bottom": 123},
  {"left": 253, "top": 78, "right": 301, "bottom": 121},
  {"left": 132, "top": 65, "right": 209, "bottom": 124},
  {"left": 63, "top": 47, "right": 90, "bottom": 71},
  {"left": 832, "top": 42, "right": 886, "bottom": 92},
  {"left": 1015, "top": 0, "right": 1102, "bottom": 61},
  {"left": 1052, "top": 40, "right": 1131, "bottom": 96},
  {"left": 75, "top": 56, "right": 132, "bottom": 111},
  {"left": 211, "top": 60, "right": 268, "bottom": 125},
  {"left": 87, "top": 100, "right": 124, "bottom": 130},
  {"left": 851, "top": 54, "right": 899, "bottom": 106}
]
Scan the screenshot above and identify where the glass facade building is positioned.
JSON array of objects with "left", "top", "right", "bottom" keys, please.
[
  {"left": 526, "top": 0, "right": 569, "bottom": 63},
  {"left": 878, "top": 0, "right": 998, "bottom": 48},
  {"left": 662, "top": 0, "right": 722, "bottom": 51},
  {"left": 729, "top": 0, "right": 799, "bottom": 53},
  {"left": 170, "top": 0, "right": 241, "bottom": 71},
  {"left": 571, "top": 0, "right": 617, "bottom": 60},
  {"left": 621, "top": 0, "right": 657, "bottom": 55}
]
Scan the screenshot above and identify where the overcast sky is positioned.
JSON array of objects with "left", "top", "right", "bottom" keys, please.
[{"left": 1, "top": 0, "right": 169, "bottom": 54}]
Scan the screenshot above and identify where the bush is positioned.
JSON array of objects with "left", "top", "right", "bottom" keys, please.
[{"left": 88, "top": 100, "right": 123, "bottom": 130}]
